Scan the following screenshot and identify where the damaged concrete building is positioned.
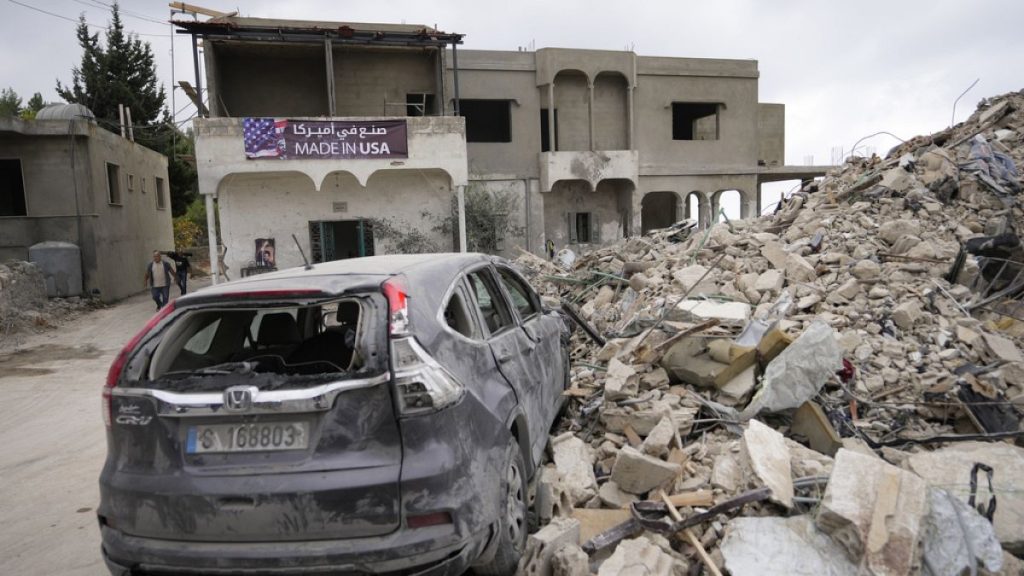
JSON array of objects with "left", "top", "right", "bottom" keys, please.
[
  {"left": 176, "top": 16, "right": 827, "bottom": 277},
  {"left": 0, "top": 104, "right": 173, "bottom": 301}
]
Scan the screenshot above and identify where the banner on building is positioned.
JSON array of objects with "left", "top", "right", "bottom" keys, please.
[{"left": 243, "top": 118, "right": 408, "bottom": 160}]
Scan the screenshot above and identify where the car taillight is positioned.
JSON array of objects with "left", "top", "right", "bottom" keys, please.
[
  {"left": 382, "top": 277, "right": 409, "bottom": 336},
  {"left": 104, "top": 301, "right": 176, "bottom": 427},
  {"left": 391, "top": 336, "right": 465, "bottom": 415}
]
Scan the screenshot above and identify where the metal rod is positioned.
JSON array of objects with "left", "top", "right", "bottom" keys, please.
[
  {"left": 191, "top": 33, "right": 204, "bottom": 118},
  {"left": 324, "top": 37, "right": 336, "bottom": 116}
]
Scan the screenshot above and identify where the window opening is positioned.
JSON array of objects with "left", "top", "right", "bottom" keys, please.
[
  {"left": 467, "top": 270, "right": 514, "bottom": 334},
  {"left": 459, "top": 99, "right": 512, "bottom": 143},
  {"left": 0, "top": 159, "right": 26, "bottom": 216},
  {"left": 106, "top": 163, "right": 121, "bottom": 204},
  {"left": 672, "top": 103, "right": 720, "bottom": 141}
]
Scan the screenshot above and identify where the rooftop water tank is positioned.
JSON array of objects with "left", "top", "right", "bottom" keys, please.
[{"left": 28, "top": 241, "right": 83, "bottom": 297}]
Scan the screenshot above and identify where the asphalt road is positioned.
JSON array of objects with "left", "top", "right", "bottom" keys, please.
[{"left": 0, "top": 284, "right": 203, "bottom": 575}]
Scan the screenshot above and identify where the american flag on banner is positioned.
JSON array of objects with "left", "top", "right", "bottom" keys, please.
[{"left": 243, "top": 117, "right": 287, "bottom": 158}]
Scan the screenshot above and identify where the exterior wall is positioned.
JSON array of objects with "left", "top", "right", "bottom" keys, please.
[
  {"left": 84, "top": 124, "right": 173, "bottom": 301},
  {"left": 334, "top": 48, "right": 438, "bottom": 117},
  {"left": 0, "top": 119, "right": 171, "bottom": 301},
  {"left": 593, "top": 73, "right": 629, "bottom": 151},
  {"left": 542, "top": 179, "right": 633, "bottom": 249},
  {"left": 638, "top": 173, "right": 758, "bottom": 225},
  {"left": 455, "top": 51, "right": 541, "bottom": 178},
  {"left": 218, "top": 169, "right": 453, "bottom": 274},
  {"left": 465, "top": 178, "right": 537, "bottom": 258},
  {"left": 211, "top": 43, "right": 329, "bottom": 117},
  {"left": 758, "top": 103, "right": 785, "bottom": 167},
  {"left": 552, "top": 71, "right": 589, "bottom": 152}
]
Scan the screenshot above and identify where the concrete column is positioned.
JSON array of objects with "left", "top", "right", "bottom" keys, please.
[
  {"left": 324, "top": 38, "right": 336, "bottom": 116},
  {"left": 547, "top": 83, "right": 555, "bottom": 152},
  {"left": 205, "top": 193, "right": 219, "bottom": 284},
  {"left": 588, "top": 80, "right": 595, "bottom": 151},
  {"left": 627, "top": 86, "right": 635, "bottom": 150},
  {"left": 456, "top": 185, "right": 467, "bottom": 253}
]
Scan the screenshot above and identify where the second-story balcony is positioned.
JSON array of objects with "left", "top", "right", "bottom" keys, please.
[{"left": 539, "top": 150, "right": 638, "bottom": 192}]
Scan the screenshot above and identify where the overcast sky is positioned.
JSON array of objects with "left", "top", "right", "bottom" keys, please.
[{"left": 2, "top": 0, "right": 1022, "bottom": 212}]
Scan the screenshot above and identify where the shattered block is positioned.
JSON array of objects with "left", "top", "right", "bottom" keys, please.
[
  {"left": 921, "top": 488, "right": 1003, "bottom": 576},
  {"left": 891, "top": 300, "right": 922, "bottom": 330},
  {"left": 671, "top": 264, "right": 715, "bottom": 294},
  {"left": 906, "top": 442, "right": 1024, "bottom": 554},
  {"left": 597, "top": 480, "right": 638, "bottom": 509},
  {"left": 785, "top": 252, "right": 817, "bottom": 283},
  {"left": 604, "top": 358, "right": 639, "bottom": 401},
  {"left": 550, "top": 543, "right": 590, "bottom": 576},
  {"left": 597, "top": 536, "right": 683, "bottom": 576},
  {"left": 641, "top": 416, "right": 675, "bottom": 457},
  {"left": 670, "top": 299, "right": 751, "bottom": 326},
  {"left": 721, "top": 516, "right": 857, "bottom": 576},
  {"left": 816, "top": 449, "right": 928, "bottom": 576},
  {"left": 550, "top": 433, "right": 598, "bottom": 505},
  {"left": 517, "top": 516, "right": 581, "bottom": 576},
  {"left": 609, "top": 446, "right": 681, "bottom": 495},
  {"left": 741, "top": 420, "right": 794, "bottom": 508}
]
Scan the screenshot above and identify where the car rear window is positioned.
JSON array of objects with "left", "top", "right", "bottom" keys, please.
[{"left": 145, "top": 298, "right": 377, "bottom": 384}]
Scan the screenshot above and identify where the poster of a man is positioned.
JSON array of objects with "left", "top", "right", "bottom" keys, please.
[{"left": 256, "top": 238, "right": 276, "bottom": 268}]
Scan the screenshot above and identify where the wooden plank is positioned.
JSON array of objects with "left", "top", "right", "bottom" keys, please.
[
  {"left": 664, "top": 490, "right": 714, "bottom": 508},
  {"left": 622, "top": 424, "right": 642, "bottom": 448},
  {"left": 177, "top": 81, "right": 208, "bottom": 117},
  {"left": 169, "top": 2, "right": 229, "bottom": 17},
  {"left": 659, "top": 491, "right": 723, "bottom": 576}
]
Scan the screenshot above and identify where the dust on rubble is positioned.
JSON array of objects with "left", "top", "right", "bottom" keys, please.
[{"left": 511, "top": 89, "right": 1024, "bottom": 576}]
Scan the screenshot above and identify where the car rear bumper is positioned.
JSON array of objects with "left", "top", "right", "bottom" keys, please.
[{"left": 100, "top": 523, "right": 491, "bottom": 576}]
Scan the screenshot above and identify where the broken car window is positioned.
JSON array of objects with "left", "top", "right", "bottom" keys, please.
[
  {"left": 497, "top": 268, "right": 538, "bottom": 320},
  {"left": 467, "top": 270, "right": 514, "bottom": 334}
]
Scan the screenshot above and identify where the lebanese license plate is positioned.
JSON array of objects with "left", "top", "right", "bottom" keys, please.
[{"left": 186, "top": 422, "right": 309, "bottom": 454}]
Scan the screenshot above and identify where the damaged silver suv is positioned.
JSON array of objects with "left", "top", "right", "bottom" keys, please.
[{"left": 99, "top": 253, "right": 570, "bottom": 575}]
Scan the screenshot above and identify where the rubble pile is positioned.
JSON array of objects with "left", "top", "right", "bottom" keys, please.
[
  {"left": 514, "top": 90, "right": 1024, "bottom": 575},
  {"left": 0, "top": 260, "right": 99, "bottom": 348}
]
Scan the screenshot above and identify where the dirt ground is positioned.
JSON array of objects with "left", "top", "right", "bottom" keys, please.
[{"left": 0, "top": 282, "right": 207, "bottom": 575}]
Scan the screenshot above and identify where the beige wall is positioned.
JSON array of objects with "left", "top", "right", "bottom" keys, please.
[
  {"left": 758, "top": 103, "right": 785, "bottom": 166},
  {"left": 217, "top": 169, "right": 454, "bottom": 274}
]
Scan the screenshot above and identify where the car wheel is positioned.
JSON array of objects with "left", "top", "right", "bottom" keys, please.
[{"left": 475, "top": 437, "right": 528, "bottom": 576}]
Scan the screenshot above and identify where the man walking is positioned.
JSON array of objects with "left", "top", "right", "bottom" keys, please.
[
  {"left": 144, "top": 250, "right": 176, "bottom": 310},
  {"left": 165, "top": 251, "right": 192, "bottom": 295}
]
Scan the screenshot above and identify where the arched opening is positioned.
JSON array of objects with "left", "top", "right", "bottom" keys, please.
[
  {"left": 593, "top": 71, "right": 628, "bottom": 150},
  {"left": 685, "top": 191, "right": 710, "bottom": 228},
  {"left": 641, "top": 191, "right": 681, "bottom": 234},
  {"left": 712, "top": 189, "right": 744, "bottom": 222},
  {"left": 551, "top": 70, "right": 589, "bottom": 152}
]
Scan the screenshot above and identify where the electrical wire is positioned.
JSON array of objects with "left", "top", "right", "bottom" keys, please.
[
  {"left": 71, "top": 0, "right": 167, "bottom": 25},
  {"left": 7, "top": 0, "right": 169, "bottom": 38}
]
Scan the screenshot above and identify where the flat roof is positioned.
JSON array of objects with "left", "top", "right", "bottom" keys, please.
[{"left": 174, "top": 16, "right": 463, "bottom": 47}]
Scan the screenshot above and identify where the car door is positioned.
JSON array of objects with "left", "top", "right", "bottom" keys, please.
[
  {"left": 494, "top": 265, "right": 566, "bottom": 432},
  {"left": 465, "top": 267, "right": 548, "bottom": 465}
]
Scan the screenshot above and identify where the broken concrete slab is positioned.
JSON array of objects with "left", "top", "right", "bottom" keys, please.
[
  {"left": 981, "top": 331, "right": 1024, "bottom": 363},
  {"left": 604, "top": 358, "right": 639, "bottom": 401},
  {"left": 721, "top": 515, "right": 858, "bottom": 576},
  {"left": 816, "top": 448, "right": 928, "bottom": 576},
  {"left": 785, "top": 252, "right": 817, "bottom": 283},
  {"left": 551, "top": 543, "right": 590, "bottom": 576},
  {"left": 850, "top": 259, "right": 881, "bottom": 280},
  {"left": 892, "top": 300, "right": 922, "bottom": 330},
  {"left": 711, "top": 453, "right": 742, "bottom": 493},
  {"left": 671, "top": 264, "right": 716, "bottom": 295},
  {"left": 550, "top": 433, "right": 599, "bottom": 505},
  {"left": 518, "top": 516, "right": 582, "bottom": 576},
  {"left": 755, "top": 269, "right": 785, "bottom": 293},
  {"left": 597, "top": 480, "right": 638, "bottom": 509},
  {"left": 609, "top": 445, "right": 681, "bottom": 495},
  {"left": 741, "top": 420, "right": 794, "bottom": 508},
  {"left": 761, "top": 241, "right": 789, "bottom": 270},
  {"left": 921, "top": 488, "right": 1003, "bottom": 576},
  {"left": 641, "top": 415, "right": 675, "bottom": 457},
  {"left": 597, "top": 536, "right": 685, "bottom": 576},
  {"left": 670, "top": 299, "right": 751, "bottom": 327},
  {"left": 718, "top": 364, "right": 756, "bottom": 406},
  {"left": 906, "top": 441, "right": 1024, "bottom": 554}
]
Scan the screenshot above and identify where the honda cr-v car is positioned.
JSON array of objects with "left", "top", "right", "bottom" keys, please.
[{"left": 99, "top": 253, "right": 570, "bottom": 575}]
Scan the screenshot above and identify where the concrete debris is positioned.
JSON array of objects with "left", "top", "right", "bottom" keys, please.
[
  {"left": 609, "top": 446, "right": 681, "bottom": 495},
  {"left": 721, "top": 516, "right": 858, "bottom": 576},
  {"left": 513, "top": 89, "right": 1024, "bottom": 574},
  {"left": 921, "top": 488, "right": 1003, "bottom": 576},
  {"left": 906, "top": 442, "right": 1024, "bottom": 554},
  {"left": 550, "top": 543, "right": 590, "bottom": 576},
  {"left": 741, "top": 420, "right": 793, "bottom": 508},
  {"left": 0, "top": 261, "right": 97, "bottom": 347},
  {"left": 597, "top": 536, "right": 687, "bottom": 576},
  {"left": 518, "top": 516, "right": 582, "bottom": 576},
  {"left": 551, "top": 433, "right": 599, "bottom": 505},
  {"left": 817, "top": 449, "right": 928, "bottom": 576}
]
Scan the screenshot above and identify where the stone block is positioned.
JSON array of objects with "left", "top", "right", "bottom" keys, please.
[
  {"left": 670, "top": 299, "right": 751, "bottom": 326},
  {"left": 551, "top": 543, "right": 590, "bottom": 576},
  {"left": 892, "top": 300, "right": 922, "bottom": 330},
  {"left": 550, "top": 433, "right": 598, "bottom": 505},
  {"left": 641, "top": 416, "right": 675, "bottom": 457},
  {"left": 610, "top": 446, "right": 681, "bottom": 495},
  {"left": 604, "top": 358, "right": 639, "bottom": 401},
  {"left": 741, "top": 420, "right": 794, "bottom": 508},
  {"left": 754, "top": 269, "right": 785, "bottom": 293},
  {"left": 850, "top": 259, "right": 881, "bottom": 280},
  {"left": 816, "top": 449, "right": 928, "bottom": 576},
  {"left": 518, "top": 516, "right": 582, "bottom": 576},
  {"left": 722, "top": 516, "right": 857, "bottom": 576},
  {"left": 785, "top": 252, "right": 817, "bottom": 283},
  {"left": 597, "top": 536, "right": 682, "bottom": 576},
  {"left": 597, "top": 480, "right": 637, "bottom": 509}
]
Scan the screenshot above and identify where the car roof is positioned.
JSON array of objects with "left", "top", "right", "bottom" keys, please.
[{"left": 179, "top": 252, "right": 500, "bottom": 304}]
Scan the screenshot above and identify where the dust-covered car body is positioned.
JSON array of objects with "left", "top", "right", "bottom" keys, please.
[{"left": 98, "top": 253, "right": 570, "bottom": 575}]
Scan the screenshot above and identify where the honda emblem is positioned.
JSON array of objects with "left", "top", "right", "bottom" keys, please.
[{"left": 223, "top": 385, "right": 258, "bottom": 412}]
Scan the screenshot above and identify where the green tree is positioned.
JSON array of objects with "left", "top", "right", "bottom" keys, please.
[
  {"left": 19, "top": 93, "right": 46, "bottom": 120},
  {"left": 0, "top": 88, "right": 22, "bottom": 117},
  {"left": 56, "top": 3, "right": 165, "bottom": 125}
]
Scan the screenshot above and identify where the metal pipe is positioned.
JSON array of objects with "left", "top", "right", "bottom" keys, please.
[
  {"left": 324, "top": 37, "right": 336, "bottom": 116},
  {"left": 547, "top": 83, "right": 555, "bottom": 152},
  {"left": 191, "top": 33, "right": 204, "bottom": 118},
  {"left": 436, "top": 47, "right": 445, "bottom": 116}
]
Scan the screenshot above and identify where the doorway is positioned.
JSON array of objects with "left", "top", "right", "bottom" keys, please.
[{"left": 309, "top": 220, "right": 375, "bottom": 263}]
